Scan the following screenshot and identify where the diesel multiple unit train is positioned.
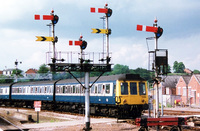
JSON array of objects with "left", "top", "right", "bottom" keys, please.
[{"left": 0, "top": 74, "right": 148, "bottom": 118}]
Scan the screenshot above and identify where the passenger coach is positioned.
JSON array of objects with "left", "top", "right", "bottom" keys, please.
[{"left": 0, "top": 74, "right": 148, "bottom": 118}]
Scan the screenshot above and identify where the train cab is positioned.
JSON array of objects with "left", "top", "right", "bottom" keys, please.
[{"left": 115, "top": 74, "right": 149, "bottom": 118}]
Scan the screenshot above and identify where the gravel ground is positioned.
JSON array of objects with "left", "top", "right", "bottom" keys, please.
[
  {"left": 28, "top": 122, "right": 140, "bottom": 131},
  {"left": 0, "top": 107, "right": 141, "bottom": 131}
]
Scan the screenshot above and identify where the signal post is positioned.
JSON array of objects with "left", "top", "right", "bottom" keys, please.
[{"left": 137, "top": 19, "right": 167, "bottom": 121}]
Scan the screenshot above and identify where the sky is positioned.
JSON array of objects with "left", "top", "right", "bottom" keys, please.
[{"left": 0, "top": 0, "right": 200, "bottom": 72}]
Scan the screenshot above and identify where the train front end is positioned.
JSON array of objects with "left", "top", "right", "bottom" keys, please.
[{"left": 115, "top": 74, "right": 148, "bottom": 118}]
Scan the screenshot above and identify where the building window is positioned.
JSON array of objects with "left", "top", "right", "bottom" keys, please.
[
  {"left": 178, "top": 87, "right": 181, "bottom": 95},
  {"left": 183, "top": 88, "right": 186, "bottom": 96},
  {"left": 188, "top": 88, "right": 191, "bottom": 97},
  {"left": 166, "top": 87, "right": 169, "bottom": 95}
]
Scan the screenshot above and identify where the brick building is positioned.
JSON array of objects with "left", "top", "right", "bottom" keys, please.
[
  {"left": 176, "top": 75, "right": 191, "bottom": 105},
  {"left": 188, "top": 74, "right": 200, "bottom": 106}
]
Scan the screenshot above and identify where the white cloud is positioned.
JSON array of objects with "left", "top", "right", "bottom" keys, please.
[
  {"left": 0, "top": 0, "right": 46, "bottom": 24},
  {"left": 0, "top": 0, "right": 200, "bottom": 72}
]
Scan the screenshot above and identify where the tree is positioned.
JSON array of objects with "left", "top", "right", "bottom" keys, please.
[
  {"left": 111, "top": 64, "right": 129, "bottom": 75},
  {"left": 168, "top": 64, "right": 171, "bottom": 73},
  {"left": 38, "top": 64, "right": 49, "bottom": 74},
  {"left": 0, "top": 75, "right": 13, "bottom": 83},
  {"left": 130, "top": 68, "right": 153, "bottom": 82},
  {"left": 12, "top": 69, "right": 23, "bottom": 77},
  {"left": 193, "top": 69, "right": 200, "bottom": 74},
  {"left": 173, "top": 61, "right": 185, "bottom": 73}
]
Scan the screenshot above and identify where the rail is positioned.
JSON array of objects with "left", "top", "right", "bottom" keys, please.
[{"left": 0, "top": 115, "right": 24, "bottom": 131}]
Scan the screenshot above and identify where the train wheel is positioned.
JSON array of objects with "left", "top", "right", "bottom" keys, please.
[
  {"left": 138, "top": 126, "right": 148, "bottom": 131},
  {"left": 170, "top": 126, "right": 181, "bottom": 131}
]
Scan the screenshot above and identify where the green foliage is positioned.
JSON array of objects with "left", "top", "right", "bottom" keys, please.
[
  {"left": 130, "top": 68, "right": 154, "bottom": 82},
  {"left": 0, "top": 75, "right": 14, "bottom": 83},
  {"left": 168, "top": 64, "right": 171, "bottom": 73},
  {"left": 110, "top": 64, "right": 129, "bottom": 75},
  {"left": 38, "top": 64, "right": 49, "bottom": 74},
  {"left": 12, "top": 69, "right": 23, "bottom": 77},
  {"left": 173, "top": 61, "right": 185, "bottom": 73},
  {"left": 193, "top": 69, "right": 200, "bottom": 74}
]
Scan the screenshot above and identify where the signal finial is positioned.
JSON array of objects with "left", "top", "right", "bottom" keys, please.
[
  {"left": 154, "top": 17, "right": 158, "bottom": 23},
  {"left": 80, "top": 33, "right": 83, "bottom": 39},
  {"left": 51, "top": 9, "right": 54, "bottom": 14}
]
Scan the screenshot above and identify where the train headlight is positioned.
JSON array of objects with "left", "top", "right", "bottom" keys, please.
[{"left": 142, "top": 99, "right": 145, "bottom": 103}]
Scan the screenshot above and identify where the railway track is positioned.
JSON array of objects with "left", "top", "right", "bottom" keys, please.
[
  {"left": 144, "top": 109, "right": 200, "bottom": 116},
  {"left": 0, "top": 113, "right": 29, "bottom": 131}
]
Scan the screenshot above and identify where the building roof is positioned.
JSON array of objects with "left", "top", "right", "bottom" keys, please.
[
  {"left": 163, "top": 75, "right": 181, "bottom": 88},
  {"left": 193, "top": 74, "right": 200, "bottom": 85},
  {"left": 182, "top": 75, "right": 192, "bottom": 85},
  {"left": 25, "top": 69, "right": 38, "bottom": 74},
  {"left": 3, "top": 68, "right": 15, "bottom": 71}
]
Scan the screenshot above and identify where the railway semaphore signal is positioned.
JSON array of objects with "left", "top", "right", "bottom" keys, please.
[
  {"left": 69, "top": 35, "right": 87, "bottom": 50},
  {"left": 36, "top": 36, "right": 54, "bottom": 42},
  {"left": 90, "top": 3, "right": 112, "bottom": 64},
  {"left": 34, "top": 10, "right": 59, "bottom": 65}
]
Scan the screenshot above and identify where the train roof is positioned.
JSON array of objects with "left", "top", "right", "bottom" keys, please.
[
  {"left": 57, "top": 74, "right": 145, "bottom": 84},
  {"left": 0, "top": 74, "right": 146, "bottom": 87}
]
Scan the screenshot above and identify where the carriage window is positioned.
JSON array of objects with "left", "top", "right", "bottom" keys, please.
[
  {"left": 56, "top": 86, "right": 60, "bottom": 93},
  {"left": 130, "top": 82, "right": 137, "bottom": 95},
  {"left": 35, "top": 87, "right": 38, "bottom": 93},
  {"left": 44, "top": 87, "right": 47, "bottom": 93},
  {"left": 60, "top": 86, "right": 63, "bottom": 93},
  {"left": 105, "top": 84, "right": 110, "bottom": 94},
  {"left": 121, "top": 82, "right": 128, "bottom": 95},
  {"left": 139, "top": 83, "right": 146, "bottom": 95},
  {"left": 73, "top": 85, "right": 75, "bottom": 93},
  {"left": 65, "top": 86, "right": 68, "bottom": 93},
  {"left": 0, "top": 89, "right": 3, "bottom": 93},
  {"left": 40, "top": 87, "right": 43, "bottom": 93},
  {"left": 81, "top": 85, "right": 85, "bottom": 93},
  {"left": 31, "top": 87, "right": 34, "bottom": 93},
  {"left": 114, "top": 84, "right": 116, "bottom": 95},
  {"left": 98, "top": 84, "right": 102, "bottom": 94},
  {"left": 63, "top": 86, "right": 65, "bottom": 93},
  {"left": 76, "top": 85, "right": 80, "bottom": 93},
  {"left": 50, "top": 86, "right": 53, "bottom": 93},
  {"left": 91, "top": 85, "right": 95, "bottom": 94},
  {"left": 66, "top": 86, "right": 70, "bottom": 93},
  {"left": 95, "top": 85, "right": 97, "bottom": 94}
]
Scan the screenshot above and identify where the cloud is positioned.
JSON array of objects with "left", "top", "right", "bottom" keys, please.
[
  {"left": 0, "top": 0, "right": 200, "bottom": 72},
  {"left": 0, "top": 0, "right": 46, "bottom": 24}
]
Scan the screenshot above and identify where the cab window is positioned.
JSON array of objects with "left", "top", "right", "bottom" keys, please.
[
  {"left": 139, "top": 83, "right": 146, "bottom": 95},
  {"left": 121, "top": 82, "right": 128, "bottom": 95},
  {"left": 130, "top": 82, "right": 137, "bottom": 95}
]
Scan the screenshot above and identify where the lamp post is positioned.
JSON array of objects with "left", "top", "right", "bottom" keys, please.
[{"left": 14, "top": 59, "right": 22, "bottom": 82}]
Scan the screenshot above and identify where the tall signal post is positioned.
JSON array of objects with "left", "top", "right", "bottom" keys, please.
[
  {"left": 137, "top": 19, "right": 167, "bottom": 121},
  {"left": 154, "top": 19, "right": 159, "bottom": 118}
]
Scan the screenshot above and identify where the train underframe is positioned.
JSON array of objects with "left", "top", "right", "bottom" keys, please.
[{"left": 0, "top": 99, "right": 147, "bottom": 119}]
